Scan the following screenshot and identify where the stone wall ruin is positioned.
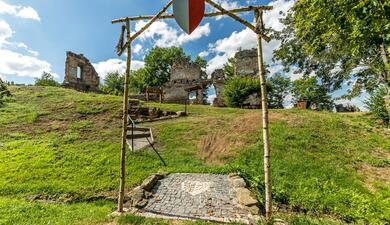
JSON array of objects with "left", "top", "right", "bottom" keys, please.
[
  {"left": 211, "top": 69, "right": 226, "bottom": 107},
  {"left": 63, "top": 51, "right": 100, "bottom": 92},
  {"left": 163, "top": 58, "right": 211, "bottom": 104},
  {"left": 234, "top": 48, "right": 258, "bottom": 77}
]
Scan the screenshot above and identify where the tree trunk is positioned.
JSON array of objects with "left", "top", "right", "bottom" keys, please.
[
  {"left": 118, "top": 21, "right": 131, "bottom": 213},
  {"left": 256, "top": 10, "right": 272, "bottom": 221},
  {"left": 380, "top": 44, "right": 390, "bottom": 118}
]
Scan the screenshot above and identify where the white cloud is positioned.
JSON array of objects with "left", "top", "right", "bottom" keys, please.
[
  {"left": 207, "top": 53, "right": 229, "bottom": 74},
  {"left": 0, "top": 20, "right": 56, "bottom": 80},
  {"left": 17, "top": 6, "right": 40, "bottom": 21},
  {"left": 205, "top": 0, "right": 294, "bottom": 74},
  {"left": 133, "top": 44, "right": 142, "bottom": 54},
  {"left": 199, "top": 51, "right": 209, "bottom": 58},
  {"left": 93, "top": 59, "right": 145, "bottom": 80},
  {"left": 135, "top": 20, "right": 210, "bottom": 47},
  {"left": 0, "top": 1, "right": 40, "bottom": 21},
  {"left": 0, "top": 49, "right": 53, "bottom": 78},
  {"left": 0, "top": 20, "right": 12, "bottom": 47},
  {"left": 212, "top": 0, "right": 241, "bottom": 20},
  {"left": 15, "top": 42, "right": 39, "bottom": 56}
]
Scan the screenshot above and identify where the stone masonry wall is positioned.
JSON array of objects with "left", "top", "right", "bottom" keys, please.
[
  {"left": 171, "top": 58, "right": 202, "bottom": 81},
  {"left": 234, "top": 48, "right": 258, "bottom": 77},
  {"left": 212, "top": 69, "right": 226, "bottom": 107},
  {"left": 64, "top": 51, "right": 100, "bottom": 92},
  {"left": 163, "top": 58, "right": 204, "bottom": 103}
]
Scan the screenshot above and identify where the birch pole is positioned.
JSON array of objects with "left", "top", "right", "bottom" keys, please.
[
  {"left": 118, "top": 20, "right": 131, "bottom": 213},
  {"left": 255, "top": 10, "right": 272, "bottom": 221},
  {"left": 380, "top": 44, "right": 390, "bottom": 117}
]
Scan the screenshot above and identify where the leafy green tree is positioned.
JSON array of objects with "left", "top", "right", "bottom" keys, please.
[
  {"left": 142, "top": 47, "right": 189, "bottom": 87},
  {"left": 267, "top": 73, "right": 291, "bottom": 109},
  {"left": 0, "top": 78, "right": 11, "bottom": 107},
  {"left": 35, "top": 72, "right": 60, "bottom": 87},
  {"left": 101, "top": 72, "right": 124, "bottom": 96},
  {"left": 223, "top": 77, "right": 260, "bottom": 108},
  {"left": 273, "top": 0, "right": 390, "bottom": 110},
  {"left": 129, "top": 68, "right": 148, "bottom": 93},
  {"left": 365, "top": 85, "right": 389, "bottom": 125},
  {"left": 291, "top": 77, "right": 334, "bottom": 111},
  {"left": 223, "top": 58, "right": 235, "bottom": 80}
]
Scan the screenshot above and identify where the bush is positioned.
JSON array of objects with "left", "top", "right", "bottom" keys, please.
[
  {"left": 35, "top": 72, "right": 60, "bottom": 87},
  {"left": 223, "top": 77, "right": 260, "bottom": 107},
  {"left": 365, "top": 85, "right": 389, "bottom": 125}
]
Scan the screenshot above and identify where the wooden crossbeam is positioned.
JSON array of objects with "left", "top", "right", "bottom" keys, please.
[{"left": 112, "top": 5, "right": 273, "bottom": 24}]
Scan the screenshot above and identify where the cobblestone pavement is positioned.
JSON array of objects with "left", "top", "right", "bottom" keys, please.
[{"left": 141, "top": 173, "right": 255, "bottom": 224}]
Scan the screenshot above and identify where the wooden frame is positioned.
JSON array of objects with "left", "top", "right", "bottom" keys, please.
[
  {"left": 146, "top": 87, "right": 164, "bottom": 103},
  {"left": 112, "top": 0, "right": 273, "bottom": 220}
]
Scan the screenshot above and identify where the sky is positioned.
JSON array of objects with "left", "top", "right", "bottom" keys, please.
[{"left": 0, "top": 0, "right": 367, "bottom": 109}]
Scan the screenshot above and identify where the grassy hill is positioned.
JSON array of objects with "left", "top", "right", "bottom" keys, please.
[{"left": 0, "top": 86, "right": 389, "bottom": 225}]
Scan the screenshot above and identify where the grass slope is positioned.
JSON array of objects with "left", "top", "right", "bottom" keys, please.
[{"left": 0, "top": 86, "right": 389, "bottom": 225}]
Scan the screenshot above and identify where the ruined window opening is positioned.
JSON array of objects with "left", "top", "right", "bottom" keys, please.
[
  {"left": 77, "top": 66, "right": 82, "bottom": 80},
  {"left": 188, "top": 90, "right": 197, "bottom": 103}
]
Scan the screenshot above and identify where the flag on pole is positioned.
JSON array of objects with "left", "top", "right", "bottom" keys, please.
[{"left": 173, "top": 0, "right": 205, "bottom": 34}]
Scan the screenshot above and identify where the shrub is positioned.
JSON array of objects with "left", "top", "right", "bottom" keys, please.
[
  {"left": 365, "top": 85, "right": 389, "bottom": 125},
  {"left": 35, "top": 72, "right": 60, "bottom": 87},
  {"left": 223, "top": 77, "right": 260, "bottom": 107}
]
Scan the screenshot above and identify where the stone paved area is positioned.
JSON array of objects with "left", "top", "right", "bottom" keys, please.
[{"left": 140, "top": 173, "right": 257, "bottom": 224}]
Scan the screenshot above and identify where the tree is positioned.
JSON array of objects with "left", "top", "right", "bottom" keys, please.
[
  {"left": 365, "top": 85, "right": 389, "bottom": 125},
  {"left": 35, "top": 72, "right": 60, "bottom": 87},
  {"left": 223, "top": 57, "right": 236, "bottom": 80},
  {"left": 273, "top": 0, "right": 390, "bottom": 113},
  {"left": 268, "top": 73, "right": 291, "bottom": 109},
  {"left": 142, "top": 47, "right": 189, "bottom": 87},
  {"left": 292, "top": 77, "right": 334, "bottom": 111},
  {"left": 101, "top": 72, "right": 125, "bottom": 96}
]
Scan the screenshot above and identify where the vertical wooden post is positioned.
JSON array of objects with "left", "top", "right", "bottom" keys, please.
[
  {"left": 118, "top": 20, "right": 131, "bottom": 213},
  {"left": 159, "top": 88, "right": 163, "bottom": 103},
  {"left": 380, "top": 44, "right": 390, "bottom": 119},
  {"left": 255, "top": 10, "right": 272, "bottom": 221}
]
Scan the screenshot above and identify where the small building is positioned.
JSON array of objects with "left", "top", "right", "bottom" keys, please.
[{"left": 63, "top": 51, "right": 100, "bottom": 92}]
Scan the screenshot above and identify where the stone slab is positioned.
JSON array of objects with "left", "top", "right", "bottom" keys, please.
[{"left": 139, "top": 173, "right": 260, "bottom": 224}]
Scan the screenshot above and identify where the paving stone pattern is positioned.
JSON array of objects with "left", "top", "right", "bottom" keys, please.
[{"left": 141, "top": 173, "right": 256, "bottom": 224}]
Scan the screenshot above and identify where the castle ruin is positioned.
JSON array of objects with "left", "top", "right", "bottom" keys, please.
[
  {"left": 163, "top": 58, "right": 211, "bottom": 104},
  {"left": 63, "top": 51, "right": 100, "bottom": 92},
  {"left": 234, "top": 48, "right": 258, "bottom": 77}
]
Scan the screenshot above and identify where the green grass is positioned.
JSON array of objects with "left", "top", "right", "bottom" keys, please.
[{"left": 0, "top": 86, "right": 389, "bottom": 225}]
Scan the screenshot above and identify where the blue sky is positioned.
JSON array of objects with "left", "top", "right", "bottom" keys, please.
[{"left": 0, "top": 0, "right": 367, "bottom": 109}]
